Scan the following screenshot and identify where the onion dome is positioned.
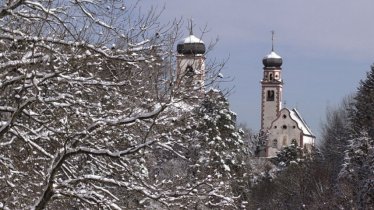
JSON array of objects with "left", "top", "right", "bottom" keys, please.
[
  {"left": 262, "top": 51, "right": 283, "bottom": 68},
  {"left": 177, "top": 34, "right": 206, "bottom": 55}
]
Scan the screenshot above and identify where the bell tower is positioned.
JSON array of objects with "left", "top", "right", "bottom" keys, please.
[
  {"left": 261, "top": 32, "right": 283, "bottom": 131},
  {"left": 176, "top": 23, "right": 206, "bottom": 93}
]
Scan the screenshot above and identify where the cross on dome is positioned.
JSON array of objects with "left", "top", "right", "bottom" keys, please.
[
  {"left": 189, "top": 19, "right": 193, "bottom": 35},
  {"left": 271, "top": 30, "right": 275, "bottom": 52}
]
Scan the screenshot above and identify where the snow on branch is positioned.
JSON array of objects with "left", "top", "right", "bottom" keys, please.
[
  {"left": 87, "top": 103, "right": 167, "bottom": 131},
  {"left": 57, "top": 174, "right": 168, "bottom": 207},
  {"left": 0, "top": 96, "right": 36, "bottom": 137},
  {"left": 10, "top": 127, "right": 53, "bottom": 158},
  {"left": 0, "top": 56, "right": 48, "bottom": 70},
  {"left": 24, "top": 0, "right": 58, "bottom": 15},
  {"left": 0, "top": 0, "right": 25, "bottom": 18},
  {"left": 0, "top": 136, "right": 16, "bottom": 146},
  {"left": 0, "top": 34, "right": 131, "bottom": 62},
  {"left": 66, "top": 139, "right": 157, "bottom": 158},
  {"left": 34, "top": 139, "right": 161, "bottom": 209},
  {"left": 156, "top": 142, "right": 189, "bottom": 161},
  {"left": 58, "top": 74, "right": 131, "bottom": 86},
  {"left": 74, "top": 0, "right": 114, "bottom": 30}
]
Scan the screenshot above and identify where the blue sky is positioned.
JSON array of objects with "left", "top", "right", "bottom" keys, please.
[{"left": 144, "top": 0, "right": 374, "bottom": 138}]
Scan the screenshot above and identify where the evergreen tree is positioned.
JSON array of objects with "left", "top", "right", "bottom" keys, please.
[
  {"left": 320, "top": 97, "right": 352, "bottom": 181},
  {"left": 272, "top": 141, "right": 303, "bottom": 168},
  {"left": 338, "top": 132, "right": 374, "bottom": 210},
  {"left": 148, "top": 90, "right": 248, "bottom": 209},
  {"left": 250, "top": 148, "right": 339, "bottom": 210},
  {"left": 338, "top": 64, "right": 374, "bottom": 209},
  {"left": 350, "top": 64, "right": 374, "bottom": 138}
]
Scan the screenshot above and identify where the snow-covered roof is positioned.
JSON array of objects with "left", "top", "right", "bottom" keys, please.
[
  {"left": 179, "top": 35, "right": 204, "bottom": 44},
  {"left": 263, "top": 51, "right": 281, "bottom": 59},
  {"left": 289, "top": 108, "right": 315, "bottom": 137}
]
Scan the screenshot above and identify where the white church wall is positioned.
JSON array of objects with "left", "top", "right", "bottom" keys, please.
[
  {"left": 266, "top": 109, "right": 303, "bottom": 157},
  {"left": 302, "top": 136, "right": 314, "bottom": 146}
]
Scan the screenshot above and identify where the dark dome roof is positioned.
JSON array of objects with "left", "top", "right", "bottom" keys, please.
[
  {"left": 262, "top": 51, "right": 282, "bottom": 68},
  {"left": 177, "top": 35, "right": 206, "bottom": 55}
]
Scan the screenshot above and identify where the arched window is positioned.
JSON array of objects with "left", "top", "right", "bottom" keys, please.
[
  {"left": 269, "top": 73, "right": 273, "bottom": 81},
  {"left": 267, "top": 90, "right": 275, "bottom": 101},
  {"left": 272, "top": 139, "right": 278, "bottom": 148}
]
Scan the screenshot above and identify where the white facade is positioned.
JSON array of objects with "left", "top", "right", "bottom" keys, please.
[{"left": 266, "top": 108, "right": 315, "bottom": 157}]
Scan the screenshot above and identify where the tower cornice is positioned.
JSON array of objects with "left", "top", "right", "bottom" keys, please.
[{"left": 261, "top": 81, "right": 283, "bottom": 85}]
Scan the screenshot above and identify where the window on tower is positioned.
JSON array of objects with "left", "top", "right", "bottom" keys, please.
[
  {"left": 185, "top": 65, "right": 194, "bottom": 77},
  {"left": 267, "top": 90, "right": 275, "bottom": 101},
  {"left": 269, "top": 73, "right": 273, "bottom": 81}
]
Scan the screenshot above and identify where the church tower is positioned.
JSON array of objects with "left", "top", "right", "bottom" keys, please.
[
  {"left": 261, "top": 33, "right": 283, "bottom": 131},
  {"left": 176, "top": 25, "right": 206, "bottom": 93}
]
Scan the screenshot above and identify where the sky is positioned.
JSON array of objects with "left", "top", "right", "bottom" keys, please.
[{"left": 142, "top": 0, "right": 374, "bottom": 139}]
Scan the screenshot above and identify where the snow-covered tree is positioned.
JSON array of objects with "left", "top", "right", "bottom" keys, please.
[
  {"left": 350, "top": 64, "right": 374, "bottom": 138},
  {"left": 0, "top": 0, "right": 245, "bottom": 209},
  {"left": 146, "top": 90, "right": 248, "bottom": 209},
  {"left": 238, "top": 124, "right": 266, "bottom": 157},
  {"left": 271, "top": 141, "right": 304, "bottom": 168},
  {"left": 338, "top": 132, "right": 374, "bottom": 209},
  {"left": 337, "top": 64, "right": 374, "bottom": 209},
  {"left": 249, "top": 148, "right": 342, "bottom": 210},
  {"left": 0, "top": 0, "right": 177, "bottom": 208}
]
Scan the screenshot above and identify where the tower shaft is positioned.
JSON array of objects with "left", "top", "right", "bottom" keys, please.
[{"left": 260, "top": 50, "right": 283, "bottom": 131}]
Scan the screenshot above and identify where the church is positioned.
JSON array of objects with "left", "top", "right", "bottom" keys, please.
[
  {"left": 260, "top": 42, "right": 315, "bottom": 157},
  {"left": 175, "top": 29, "right": 315, "bottom": 158}
]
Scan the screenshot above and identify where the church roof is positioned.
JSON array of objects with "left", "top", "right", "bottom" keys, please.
[
  {"left": 262, "top": 51, "right": 283, "bottom": 68},
  {"left": 289, "top": 108, "right": 315, "bottom": 137},
  {"left": 179, "top": 34, "right": 204, "bottom": 44},
  {"left": 177, "top": 34, "right": 206, "bottom": 55},
  {"left": 264, "top": 51, "right": 281, "bottom": 59}
]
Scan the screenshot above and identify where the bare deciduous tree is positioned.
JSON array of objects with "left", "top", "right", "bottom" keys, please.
[
  {"left": 0, "top": 1, "right": 244, "bottom": 209},
  {"left": 0, "top": 0, "right": 177, "bottom": 208}
]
